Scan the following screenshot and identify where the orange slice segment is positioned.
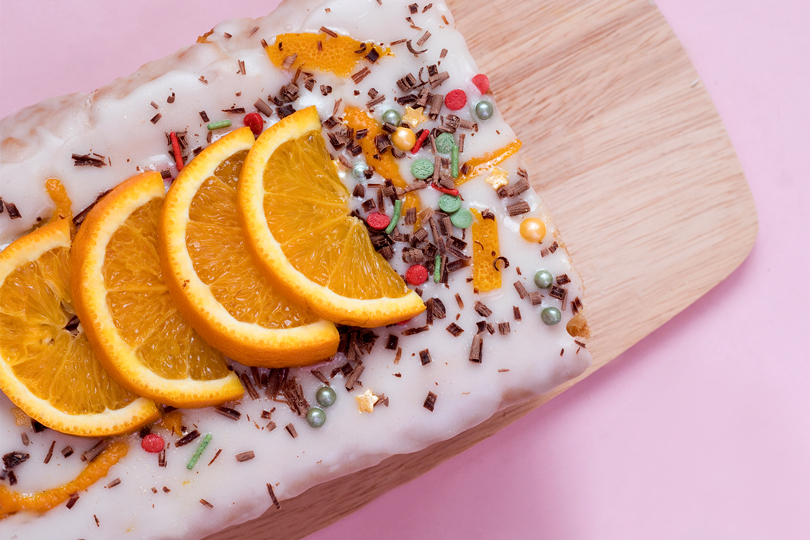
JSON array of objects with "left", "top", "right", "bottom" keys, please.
[
  {"left": 239, "top": 106, "right": 425, "bottom": 327},
  {"left": 0, "top": 219, "right": 160, "bottom": 436},
  {"left": 71, "top": 172, "right": 244, "bottom": 407},
  {"left": 160, "top": 127, "right": 339, "bottom": 367},
  {"left": 455, "top": 139, "right": 523, "bottom": 187},
  {"left": 471, "top": 209, "right": 502, "bottom": 292},
  {"left": 266, "top": 33, "right": 387, "bottom": 77}
]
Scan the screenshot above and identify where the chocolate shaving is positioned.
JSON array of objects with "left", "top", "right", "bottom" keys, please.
[
  {"left": 222, "top": 106, "right": 246, "bottom": 114},
  {"left": 419, "top": 349, "right": 432, "bottom": 365},
  {"left": 446, "top": 323, "right": 464, "bottom": 337},
  {"left": 403, "top": 326, "right": 429, "bottom": 336},
  {"left": 366, "top": 94, "right": 386, "bottom": 108},
  {"left": 556, "top": 274, "right": 571, "bottom": 285},
  {"left": 4, "top": 451, "right": 29, "bottom": 469},
  {"left": 150, "top": 101, "right": 159, "bottom": 109},
  {"left": 158, "top": 449, "right": 167, "bottom": 467},
  {"left": 365, "top": 48, "right": 380, "bottom": 63},
  {"left": 311, "top": 369, "right": 330, "bottom": 385},
  {"left": 240, "top": 373, "right": 260, "bottom": 400},
  {"left": 200, "top": 499, "right": 214, "bottom": 509},
  {"left": 106, "top": 478, "right": 121, "bottom": 489},
  {"left": 280, "top": 377, "right": 310, "bottom": 416},
  {"left": 281, "top": 54, "right": 297, "bottom": 69},
  {"left": 513, "top": 281, "right": 528, "bottom": 299},
  {"left": 386, "top": 334, "right": 399, "bottom": 350},
  {"left": 285, "top": 423, "right": 298, "bottom": 438},
  {"left": 528, "top": 292, "right": 544, "bottom": 306},
  {"left": 394, "top": 347, "right": 403, "bottom": 364},
  {"left": 507, "top": 201, "right": 530, "bottom": 216},
  {"left": 175, "top": 430, "right": 201, "bottom": 447},
  {"left": 199, "top": 110, "right": 210, "bottom": 122},
  {"left": 469, "top": 334, "right": 484, "bottom": 363},
  {"left": 513, "top": 306, "right": 522, "bottom": 321},
  {"left": 319, "top": 26, "right": 338, "bottom": 38},
  {"left": 7, "top": 471, "right": 17, "bottom": 486},
  {"left": 550, "top": 285, "right": 568, "bottom": 307},
  {"left": 215, "top": 406, "right": 242, "bottom": 421},
  {"left": 254, "top": 98, "right": 273, "bottom": 117},
  {"left": 20, "top": 433, "right": 29, "bottom": 447},
  {"left": 406, "top": 40, "right": 428, "bottom": 55},
  {"left": 81, "top": 440, "right": 108, "bottom": 462},
  {"left": 163, "top": 486, "right": 171, "bottom": 493},
  {"left": 208, "top": 448, "right": 223, "bottom": 466},
  {"left": 417, "top": 31, "right": 432, "bottom": 47},
  {"left": 423, "top": 392, "right": 437, "bottom": 411},
  {"left": 352, "top": 67, "right": 372, "bottom": 84},
  {"left": 454, "top": 293, "right": 464, "bottom": 309},
  {"left": 44, "top": 442, "right": 56, "bottom": 464},
  {"left": 493, "top": 256, "right": 510, "bottom": 271},
  {"left": 409, "top": 3, "right": 418, "bottom": 13},
  {"left": 571, "top": 297, "right": 583, "bottom": 315},
  {"left": 498, "top": 322, "right": 511, "bottom": 335},
  {"left": 429, "top": 71, "right": 449, "bottom": 88},
  {"left": 549, "top": 241, "right": 559, "bottom": 253},
  {"left": 345, "top": 365, "right": 365, "bottom": 392},
  {"left": 238, "top": 59, "right": 246, "bottom": 75},
  {"left": 474, "top": 301, "right": 492, "bottom": 317},
  {"left": 267, "top": 483, "right": 281, "bottom": 509},
  {"left": 72, "top": 153, "right": 107, "bottom": 168},
  {"left": 236, "top": 451, "right": 255, "bottom": 462},
  {"left": 66, "top": 493, "right": 79, "bottom": 509}
]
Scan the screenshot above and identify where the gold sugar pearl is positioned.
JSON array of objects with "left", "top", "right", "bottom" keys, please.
[
  {"left": 391, "top": 127, "right": 416, "bottom": 151},
  {"left": 519, "top": 217, "right": 546, "bottom": 243}
]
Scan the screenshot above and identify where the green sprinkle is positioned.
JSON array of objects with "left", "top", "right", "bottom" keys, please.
[
  {"left": 451, "top": 144, "right": 459, "bottom": 178},
  {"left": 410, "top": 159, "right": 434, "bottom": 180},
  {"left": 434, "top": 255, "right": 442, "bottom": 283},
  {"left": 187, "top": 433, "right": 212, "bottom": 470},
  {"left": 207, "top": 120, "right": 232, "bottom": 130},
  {"left": 450, "top": 207, "right": 474, "bottom": 229},
  {"left": 435, "top": 132, "right": 455, "bottom": 154},
  {"left": 438, "top": 194, "right": 462, "bottom": 213},
  {"left": 385, "top": 199, "right": 402, "bottom": 235}
]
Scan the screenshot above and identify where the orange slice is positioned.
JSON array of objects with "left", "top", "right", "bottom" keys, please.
[
  {"left": 160, "top": 127, "right": 339, "bottom": 366},
  {"left": 239, "top": 106, "right": 425, "bottom": 327},
  {"left": 71, "top": 172, "right": 244, "bottom": 407},
  {"left": 0, "top": 219, "right": 160, "bottom": 436},
  {"left": 266, "top": 33, "right": 387, "bottom": 77}
]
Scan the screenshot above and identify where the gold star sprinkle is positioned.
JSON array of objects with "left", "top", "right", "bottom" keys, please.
[
  {"left": 485, "top": 167, "right": 509, "bottom": 190},
  {"left": 355, "top": 389, "right": 379, "bottom": 413},
  {"left": 402, "top": 106, "right": 428, "bottom": 128}
]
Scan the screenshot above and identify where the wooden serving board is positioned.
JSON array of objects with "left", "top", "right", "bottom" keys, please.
[{"left": 208, "top": 0, "right": 757, "bottom": 538}]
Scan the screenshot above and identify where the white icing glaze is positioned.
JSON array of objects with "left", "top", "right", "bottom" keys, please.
[{"left": 0, "top": 1, "right": 591, "bottom": 539}]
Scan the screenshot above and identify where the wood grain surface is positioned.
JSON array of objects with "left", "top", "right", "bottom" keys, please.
[{"left": 206, "top": 0, "right": 757, "bottom": 538}]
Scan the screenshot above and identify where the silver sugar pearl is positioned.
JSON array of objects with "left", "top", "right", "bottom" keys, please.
[
  {"left": 474, "top": 100, "right": 495, "bottom": 120},
  {"left": 315, "top": 386, "right": 337, "bottom": 408},
  {"left": 352, "top": 161, "right": 369, "bottom": 180},
  {"left": 306, "top": 407, "right": 326, "bottom": 428},
  {"left": 541, "top": 307, "right": 562, "bottom": 326},
  {"left": 534, "top": 270, "right": 554, "bottom": 289},
  {"left": 381, "top": 109, "right": 402, "bottom": 127}
]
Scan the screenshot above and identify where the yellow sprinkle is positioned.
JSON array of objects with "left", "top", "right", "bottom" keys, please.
[
  {"left": 355, "top": 389, "right": 379, "bottom": 413},
  {"left": 485, "top": 167, "right": 509, "bottom": 190}
]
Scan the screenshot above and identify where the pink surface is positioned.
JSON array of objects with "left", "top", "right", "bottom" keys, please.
[{"left": 1, "top": 1, "right": 808, "bottom": 539}]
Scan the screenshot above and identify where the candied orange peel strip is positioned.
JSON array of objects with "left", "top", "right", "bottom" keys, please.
[
  {"left": 455, "top": 139, "right": 522, "bottom": 187},
  {"left": 266, "top": 33, "right": 388, "bottom": 77},
  {"left": 470, "top": 209, "right": 502, "bottom": 292},
  {"left": 0, "top": 440, "right": 127, "bottom": 518},
  {"left": 343, "top": 107, "right": 420, "bottom": 218}
]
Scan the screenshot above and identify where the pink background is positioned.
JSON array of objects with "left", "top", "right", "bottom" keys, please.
[{"left": 1, "top": 1, "right": 808, "bottom": 538}]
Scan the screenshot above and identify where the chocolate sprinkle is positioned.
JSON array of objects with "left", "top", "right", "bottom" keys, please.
[
  {"left": 215, "top": 406, "right": 242, "bottom": 421},
  {"left": 106, "top": 478, "right": 121, "bottom": 489},
  {"left": 199, "top": 110, "right": 210, "bottom": 122},
  {"left": 200, "top": 499, "right": 214, "bottom": 509},
  {"left": 345, "top": 365, "right": 365, "bottom": 392},
  {"left": 240, "top": 373, "right": 260, "bottom": 400},
  {"left": 386, "top": 334, "right": 399, "bottom": 350},
  {"left": 557, "top": 274, "right": 571, "bottom": 285},
  {"left": 150, "top": 113, "right": 162, "bottom": 124},
  {"left": 474, "top": 301, "right": 492, "bottom": 317},
  {"left": 469, "top": 334, "right": 483, "bottom": 363},
  {"left": 66, "top": 493, "right": 79, "bottom": 509},
  {"left": 285, "top": 423, "right": 298, "bottom": 438},
  {"left": 498, "top": 322, "right": 511, "bottom": 335},
  {"left": 158, "top": 448, "right": 167, "bottom": 467},
  {"left": 255, "top": 98, "right": 274, "bottom": 117},
  {"left": 208, "top": 448, "right": 223, "bottom": 466},
  {"left": 319, "top": 26, "right": 338, "bottom": 38},
  {"left": 455, "top": 293, "right": 464, "bottom": 309},
  {"left": 267, "top": 483, "right": 281, "bottom": 509},
  {"left": 423, "top": 392, "right": 437, "bottom": 412},
  {"left": 507, "top": 201, "right": 530, "bottom": 216},
  {"left": 528, "top": 292, "right": 543, "bottom": 306},
  {"left": 311, "top": 369, "right": 330, "bottom": 385},
  {"left": 236, "top": 451, "right": 255, "bottom": 463},
  {"left": 394, "top": 347, "right": 403, "bottom": 364},
  {"left": 513, "top": 306, "right": 522, "bottom": 321},
  {"left": 513, "top": 281, "right": 528, "bottom": 299},
  {"left": 419, "top": 349, "right": 432, "bottom": 365}
]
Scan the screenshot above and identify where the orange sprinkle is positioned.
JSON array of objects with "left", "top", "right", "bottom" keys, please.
[
  {"left": 0, "top": 440, "right": 128, "bottom": 518},
  {"left": 455, "top": 139, "right": 522, "bottom": 187}
]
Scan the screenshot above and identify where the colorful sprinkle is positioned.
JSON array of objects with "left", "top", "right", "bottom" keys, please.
[
  {"left": 243, "top": 112, "right": 264, "bottom": 135},
  {"left": 450, "top": 207, "right": 474, "bottom": 229},
  {"left": 366, "top": 212, "right": 391, "bottom": 231},
  {"left": 434, "top": 132, "right": 455, "bottom": 154},
  {"left": 472, "top": 74, "right": 490, "bottom": 94},
  {"left": 406, "top": 264, "right": 429, "bottom": 285},
  {"left": 434, "top": 255, "right": 442, "bottom": 283},
  {"left": 170, "top": 131, "right": 184, "bottom": 171},
  {"left": 391, "top": 127, "right": 416, "bottom": 151},
  {"left": 430, "top": 184, "right": 460, "bottom": 196},
  {"left": 519, "top": 217, "right": 546, "bottom": 243},
  {"left": 451, "top": 144, "right": 459, "bottom": 178},
  {"left": 411, "top": 129, "right": 430, "bottom": 154},
  {"left": 411, "top": 158, "right": 434, "bottom": 179},
  {"left": 445, "top": 89, "right": 468, "bottom": 111},
  {"left": 141, "top": 433, "right": 165, "bottom": 454},
  {"left": 438, "top": 194, "right": 462, "bottom": 214},
  {"left": 384, "top": 199, "right": 402, "bottom": 234},
  {"left": 207, "top": 120, "right": 232, "bottom": 130},
  {"left": 186, "top": 433, "right": 212, "bottom": 470}
]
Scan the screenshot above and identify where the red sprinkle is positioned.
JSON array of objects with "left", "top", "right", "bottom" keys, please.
[
  {"left": 472, "top": 74, "right": 490, "bottom": 94},
  {"left": 445, "top": 89, "right": 467, "bottom": 111},
  {"left": 244, "top": 112, "right": 264, "bottom": 136},
  {"left": 431, "top": 184, "right": 460, "bottom": 197},
  {"left": 411, "top": 129, "right": 430, "bottom": 154},
  {"left": 141, "top": 433, "right": 165, "bottom": 454},
  {"left": 366, "top": 212, "right": 391, "bottom": 231},
  {"left": 406, "top": 264, "right": 429, "bottom": 285},
  {"left": 170, "top": 132, "right": 184, "bottom": 171}
]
